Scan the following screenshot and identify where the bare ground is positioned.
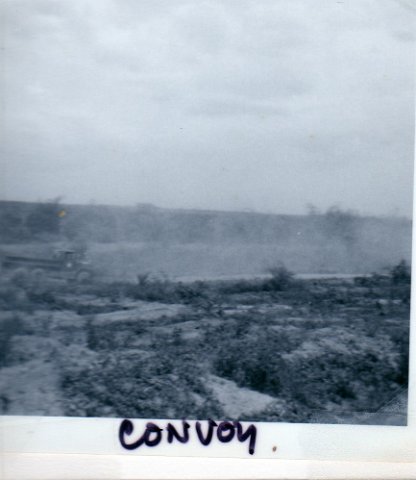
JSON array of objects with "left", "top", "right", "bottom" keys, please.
[{"left": 0, "top": 271, "right": 410, "bottom": 424}]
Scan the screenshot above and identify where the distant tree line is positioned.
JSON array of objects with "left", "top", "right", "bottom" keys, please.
[
  {"left": 0, "top": 199, "right": 63, "bottom": 242},
  {"left": 0, "top": 200, "right": 411, "bottom": 252}
]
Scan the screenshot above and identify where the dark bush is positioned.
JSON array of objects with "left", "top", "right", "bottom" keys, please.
[
  {"left": 213, "top": 321, "right": 403, "bottom": 412},
  {"left": 390, "top": 260, "right": 411, "bottom": 285},
  {"left": 60, "top": 345, "right": 222, "bottom": 419},
  {"left": 267, "top": 264, "right": 295, "bottom": 291}
]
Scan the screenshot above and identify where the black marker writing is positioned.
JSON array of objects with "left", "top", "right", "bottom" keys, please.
[
  {"left": 234, "top": 421, "right": 257, "bottom": 455},
  {"left": 195, "top": 419, "right": 217, "bottom": 445},
  {"left": 217, "top": 421, "right": 235, "bottom": 443},
  {"left": 119, "top": 419, "right": 258, "bottom": 455},
  {"left": 119, "top": 420, "right": 162, "bottom": 449},
  {"left": 167, "top": 421, "right": 190, "bottom": 443}
]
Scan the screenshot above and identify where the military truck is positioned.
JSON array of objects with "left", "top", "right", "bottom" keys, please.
[{"left": 1, "top": 249, "right": 94, "bottom": 283}]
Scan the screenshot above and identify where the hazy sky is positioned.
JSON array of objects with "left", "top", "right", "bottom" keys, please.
[{"left": 1, "top": 0, "right": 415, "bottom": 216}]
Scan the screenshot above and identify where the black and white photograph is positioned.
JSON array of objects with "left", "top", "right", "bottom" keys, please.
[{"left": 0, "top": 0, "right": 414, "bottom": 429}]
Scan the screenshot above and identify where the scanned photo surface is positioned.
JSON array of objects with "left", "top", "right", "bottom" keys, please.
[{"left": 0, "top": 0, "right": 414, "bottom": 426}]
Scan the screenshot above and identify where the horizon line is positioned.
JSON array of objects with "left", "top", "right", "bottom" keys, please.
[{"left": 0, "top": 197, "right": 412, "bottom": 221}]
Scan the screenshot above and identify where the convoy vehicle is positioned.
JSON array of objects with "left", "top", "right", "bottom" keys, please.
[{"left": 1, "top": 249, "right": 93, "bottom": 283}]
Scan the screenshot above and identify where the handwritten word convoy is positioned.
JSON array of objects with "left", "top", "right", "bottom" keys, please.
[{"left": 119, "top": 419, "right": 258, "bottom": 455}]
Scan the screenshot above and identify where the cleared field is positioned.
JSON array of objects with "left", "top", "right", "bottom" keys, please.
[{"left": 0, "top": 264, "right": 410, "bottom": 424}]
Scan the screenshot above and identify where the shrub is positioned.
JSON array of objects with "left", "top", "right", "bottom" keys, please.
[
  {"left": 60, "top": 347, "right": 222, "bottom": 419},
  {"left": 267, "top": 264, "right": 294, "bottom": 290},
  {"left": 390, "top": 260, "right": 411, "bottom": 285},
  {"left": 213, "top": 324, "right": 301, "bottom": 396},
  {"left": 213, "top": 322, "right": 403, "bottom": 413}
]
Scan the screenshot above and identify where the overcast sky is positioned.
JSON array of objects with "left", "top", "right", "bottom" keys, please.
[{"left": 1, "top": 0, "right": 415, "bottom": 216}]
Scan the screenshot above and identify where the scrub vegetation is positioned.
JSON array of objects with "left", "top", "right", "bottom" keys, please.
[{"left": 0, "top": 260, "right": 410, "bottom": 424}]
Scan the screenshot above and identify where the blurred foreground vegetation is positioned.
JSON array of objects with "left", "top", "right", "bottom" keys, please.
[{"left": 0, "top": 261, "right": 410, "bottom": 424}]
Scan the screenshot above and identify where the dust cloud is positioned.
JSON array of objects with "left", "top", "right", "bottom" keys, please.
[{"left": 0, "top": 201, "right": 412, "bottom": 281}]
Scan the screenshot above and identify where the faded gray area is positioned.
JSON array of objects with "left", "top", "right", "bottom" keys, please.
[{"left": 1, "top": 0, "right": 415, "bottom": 216}]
